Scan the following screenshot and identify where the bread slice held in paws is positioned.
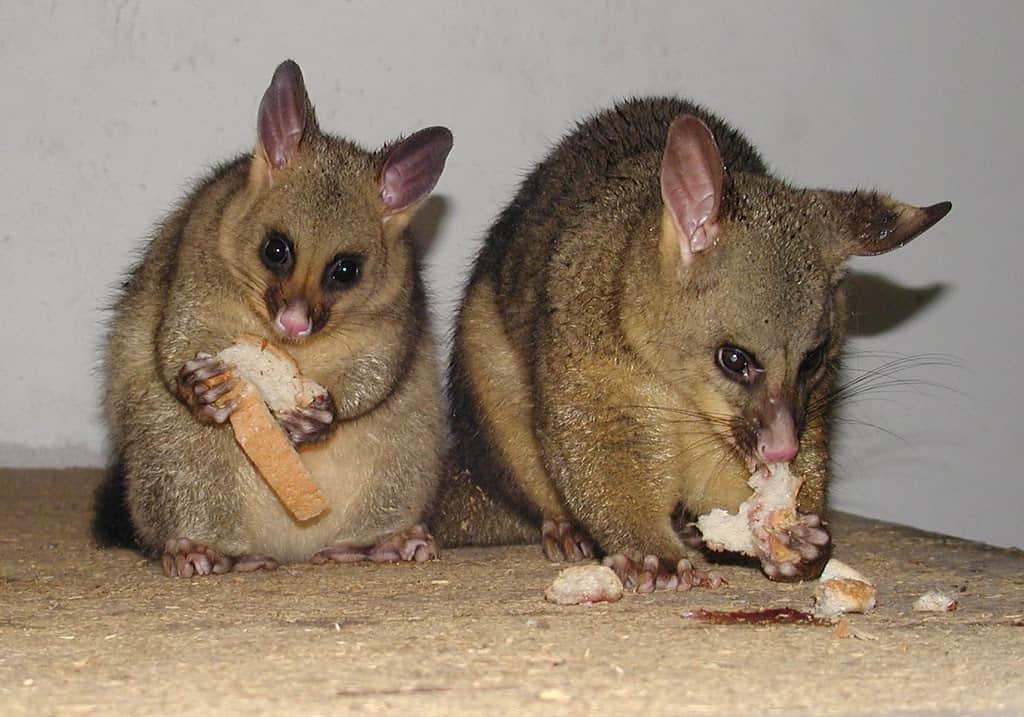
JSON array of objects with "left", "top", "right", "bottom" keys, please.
[
  {"left": 211, "top": 334, "right": 329, "bottom": 522},
  {"left": 696, "top": 462, "right": 802, "bottom": 563}
]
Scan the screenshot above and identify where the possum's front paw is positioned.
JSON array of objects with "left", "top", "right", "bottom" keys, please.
[
  {"left": 541, "top": 519, "right": 596, "bottom": 562},
  {"left": 757, "top": 513, "right": 830, "bottom": 582},
  {"left": 273, "top": 392, "right": 336, "bottom": 446},
  {"left": 602, "top": 554, "right": 724, "bottom": 594},
  {"left": 177, "top": 352, "right": 239, "bottom": 423}
]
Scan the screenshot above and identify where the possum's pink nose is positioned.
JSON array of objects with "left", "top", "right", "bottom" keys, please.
[
  {"left": 275, "top": 299, "right": 312, "bottom": 338},
  {"left": 756, "top": 402, "right": 799, "bottom": 463},
  {"left": 759, "top": 442, "right": 798, "bottom": 464}
]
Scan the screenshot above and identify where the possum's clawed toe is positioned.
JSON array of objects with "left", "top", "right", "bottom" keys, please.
[
  {"left": 369, "top": 524, "right": 438, "bottom": 562},
  {"left": 760, "top": 514, "right": 830, "bottom": 582},
  {"left": 274, "top": 392, "right": 336, "bottom": 445},
  {"left": 313, "top": 525, "right": 439, "bottom": 565},
  {"left": 602, "top": 553, "right": 723, "bottom": 593},
  {"left": 176, "top": 354, "right": 239, "bottom": 423},
  {"left": 541, "top": 519, "right": 596, "bottom": 562},
  {"left": 161, "top": 538, "right": 234, "bottom": 577},
  {"left": 160, "top": 539, "right": 277, "bottom": 577}
]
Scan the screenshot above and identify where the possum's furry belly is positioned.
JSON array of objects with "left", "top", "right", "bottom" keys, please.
[{"left": 233, "top": 436, "right": 412, "bottom": 562}]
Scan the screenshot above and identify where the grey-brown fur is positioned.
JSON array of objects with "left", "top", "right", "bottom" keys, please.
[
  {"left": 102, "top": 61, "right": 450, "bottom": 571},
  {"left": 430, "top": 97, "right": 948, "bottom": 582}
]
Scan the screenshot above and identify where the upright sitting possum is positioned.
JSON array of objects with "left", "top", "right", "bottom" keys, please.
[
  {"left": 430, "top": 98, "right": 949, "bottom": 588},
  {"left": 102, "top": 60, "right": 452, "bottom": 576}
]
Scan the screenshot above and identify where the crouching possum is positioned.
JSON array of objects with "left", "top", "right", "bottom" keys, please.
[
  {"left": 429, "top": 97, "right": 949, "bottom": 588},
  {"left": 101, "top": 60, "right": 453, "bottom": 576}
]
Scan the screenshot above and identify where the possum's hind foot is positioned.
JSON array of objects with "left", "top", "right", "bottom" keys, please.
[
  {"left": 602, "top": 554, "right": 724, "bottom": 594},
  {"left": 312, "top": 524, "right": 438, "bottom": 565},
  {"left": 759, "top": 513, "right": 830, "bottom": 582},
  {"left": 160, "top": 538, "right": 279, "bottom": 577},
  {"left": 161, "top": 538, "right": 232, "bottom": 577},
  {"left": 232, "top": 554, "right": 280, "bottom": 573},
  {"left": 366, "top": 524, "right": 438, "bottom": 562},
  {"left": 541, "top": 519, "right": 596, "bottom": 562}
]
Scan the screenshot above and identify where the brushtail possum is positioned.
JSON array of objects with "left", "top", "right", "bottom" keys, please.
[
  {"left": 103, "top": 60, "right": 453, "bottom": 576},
  {"left": 430, "top": 97, "right": 949, "bottom": 588}
]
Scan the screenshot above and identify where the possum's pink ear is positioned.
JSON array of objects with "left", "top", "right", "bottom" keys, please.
[
  {"left": 660, "top": 115, "right": 724, "bottom": 262},
  {"left": 254, "top": 60, "right": 316, "bottom": 180},
  {"left": 379, "top": 126, "right": 453, "bottom": 217}
]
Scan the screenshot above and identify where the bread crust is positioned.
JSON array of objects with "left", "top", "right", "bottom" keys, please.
[
  {"left": 209, "top": 335, "right": 329, "bottom": 522},
  {"left": 227, "top": 384, "right": 328, "bottom": 522}
]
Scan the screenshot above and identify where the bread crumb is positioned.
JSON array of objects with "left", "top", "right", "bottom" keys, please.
[
  {"left": 538, "top": 689, "right": 571, "bottom": 703},
  {"left": 545, "top": 565, "right": 623, "bottom": 605},
  {"left": 813, "top": 559, "right": 877, "bottom": 617},
  {"left": 819, "top": 558, "right": 869, "bottom": 583},
  {"left": 913, "top": 590, "right": 959, "bottom": 612}
]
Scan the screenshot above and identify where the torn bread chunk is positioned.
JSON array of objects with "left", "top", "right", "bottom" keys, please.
[
  {"left": 696, "top": 462, "right": 802, "bottom": 563},
  {"left": 813, "top": 559, "right": 877, "bottom": 617},
  {"left": 545, "top": 565, "right": 624, "bottom": 605},
  {"left": 211, "top": 335, "right": 329, "bottom": 522},
  {"left": 216, "top": 334, "right": 328, "bottom": 413},
  {"left": 913, "top": 590, "right": 959, "bottom": 612}
]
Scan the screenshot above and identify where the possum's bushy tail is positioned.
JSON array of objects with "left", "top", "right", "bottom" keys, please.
[
  {"left": 91, "top": 461, "right": 138, "bottom": 549},
  {"left": 426, "top": 465, "right": 537, "bottom": 549}
]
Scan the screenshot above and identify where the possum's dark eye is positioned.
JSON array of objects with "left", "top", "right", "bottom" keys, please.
[
  {"left": 800, "top": 340, "right": 828, "bottom": 376},
  {"left": 261, "top": 231, "right": 294, "bottom": 274},
  {"left": 717, "top": 345, "right": 759, "bottom": 384},
  {"left": 324, "top": 254, "right": 362, "bottom": 290}
]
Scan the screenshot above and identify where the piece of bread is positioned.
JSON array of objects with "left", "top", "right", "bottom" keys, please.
[
  {"left": 696, "top": 462, "right": 802, "bottom": 563},
  {"left": 913, "top": 590, "right": 959, "bottom": 612},
  {"left": 813, "top": 559, "right": 877, "bottom": 617},
  {"left": 545, "top": 565, "right": 624, "bottom": 605},
  {"left": 217, "top": 335, "right": 328, "bottom": 413},
  {"left": 213, "top": 335, "right": 329, "bottom": 522}
]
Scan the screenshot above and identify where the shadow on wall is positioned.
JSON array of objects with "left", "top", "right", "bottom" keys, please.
[
  {"left": 845, "top": 271, "right": 947, "bottom": 337},
  {"left": 406, "top": 195, "right": 449, "bottom": 261},
  {"left": 830, "top": 272, "right": 958, "bottom": 473}
]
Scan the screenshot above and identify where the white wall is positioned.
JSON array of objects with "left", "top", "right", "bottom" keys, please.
[{"left": 2, "top": 1, "right": 1020, "bottom": 548}]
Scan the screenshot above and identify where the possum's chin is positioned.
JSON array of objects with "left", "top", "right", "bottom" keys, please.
[
  {"left": 271, "top": 327, "right": 319, "bottom": 346},
  {"left": 272, "top": 321, "right": 312, "bottom": 342}
]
